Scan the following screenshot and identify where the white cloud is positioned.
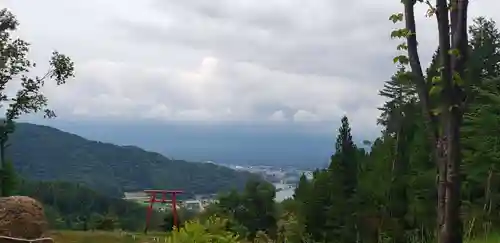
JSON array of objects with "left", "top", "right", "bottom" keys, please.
[
  {"left": 293, "top": 110, "right": 320, "bottom": 122},
  {"left": 4, "top": 0, "right": 500, "bottom": 134},
  {"left": 269, "top": 110, "right": 287, "bottom": 122}
]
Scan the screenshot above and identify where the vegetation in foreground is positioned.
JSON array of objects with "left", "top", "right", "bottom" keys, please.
[
  {"left": 50, "top": 230, "right": 170, "bottom": 243},
  {"left": 49, "top": 225, "right": 500, "bottom": 243}
]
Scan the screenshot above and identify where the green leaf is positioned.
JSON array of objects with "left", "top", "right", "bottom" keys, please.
[
  {"left": 390, "top": 28, "right": 411, "bottom": 39},
  {"left": 452, "top": 71, "right": 464, "bottom": 86},
  {"left": 393, "top": 55, "right": 409, "bottom": 64},
  {"left": 431, "top": 76, "right": 441, "bottom": 84},
  {"left": 396, "top": 43, "right": 408, "bottom": 50},
  {"left": 389, "top": 13, "right": 404, "bottom": 23},
  {"left": 448, "top": 48, "right": 461, "bottom": 57},
  {"left": 391, "top": 30, "right": 402, "bottom": 39},
  {"left": 429, "top": 85, "right": 443, "bottom": 96},
  {"left": 431, "top": 107, "right": 443, "bottom": 116}
]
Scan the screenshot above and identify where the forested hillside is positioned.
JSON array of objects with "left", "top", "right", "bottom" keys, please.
[
  {"left": 277, "top": 16, "right": 500, "bottom": 243},
  {"left": 189, "top": 16, "right": 500, "bottom": 243},
  {"left": 16, "top": 180, "right": 160, "bottom": 231},
  {"left": 6, "top": 123, "right": 257, "bottom": 197}
]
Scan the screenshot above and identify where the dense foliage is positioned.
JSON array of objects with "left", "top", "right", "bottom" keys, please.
[
  {"left": 200, "top": 179, "right": 278, "bottom": 241},
  {"left": 13, "top": 179, "right": 156, "bottom": 231},
  {"left": 166, "top": 217, "right": 240, "bottom": 243},
  {"left": 278, "top": 16, "right": 500, "bottom": 243},
  {"left": 198, "top": 16, "right": 500, "bottom": 243},
  {"left": 11, "top": 178, "right": 205, "bottom": 232},
  {"left": 7, "top": 123, "right": 258, "bottom": 197}
]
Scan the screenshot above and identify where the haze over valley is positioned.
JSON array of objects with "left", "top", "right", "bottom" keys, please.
[{"left": 34, "top": 119, "right": 376, "bottom": 169}]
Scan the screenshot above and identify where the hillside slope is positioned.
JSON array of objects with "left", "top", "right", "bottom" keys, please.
[
  {"left": 17, "top": 179, "right": 154, "bottom": 231},
  {"left": 7, "top": 123, "right": 257, "bottom": 197}
]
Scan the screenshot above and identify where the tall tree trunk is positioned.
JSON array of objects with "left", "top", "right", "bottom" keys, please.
[
  {"left": 437, "top": 0, "right": 469, "bottom": 242},
  {"left": 402, "top": 0, "right": 445, "bottom": 239},
  {"left": 402, "top": 1, "right": 469, "bottom": 243},
  {"left": 435, "top": 0, "right": 453, "bottom": 241}
]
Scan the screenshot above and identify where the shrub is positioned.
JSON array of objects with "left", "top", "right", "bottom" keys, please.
[{"left": 166, "top": 217, "right": 240, "bottom": 243}]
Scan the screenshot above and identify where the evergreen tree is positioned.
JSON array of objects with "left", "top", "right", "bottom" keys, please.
[
  {"left": 240, "top": 179, "right": 277, "bottom": 240},
  {"left": 378, "top": 66, "right": 423, "bottom": 242},
  {"left": 378, "top": 66, "right": 417, "bottom": 134},
  {"left": 293, "top": 174, "right": 310, "bottom": 202},
  {"left": 468, "top": 17, "right": 500, "bottom": 83},
  {"left": 327, "top": 116, "right": 359, "bottom": 242},
  {"left": 330, "top": 116, "right": 358, "bottom": 199},
  {"left": 461, "top": 17, "right": 500, "bottom": 234}
]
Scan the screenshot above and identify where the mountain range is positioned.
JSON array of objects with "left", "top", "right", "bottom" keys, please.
[
  {"left": 7, "top": 123, "right": 258, "bottom": 198},
  {"left": 31, "top": 120, "right": 377, "bottom": 169}
]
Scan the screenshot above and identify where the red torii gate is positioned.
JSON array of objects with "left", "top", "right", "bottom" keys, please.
[{"left": 143, "top": 189, "right": 183, "bottom": 233}]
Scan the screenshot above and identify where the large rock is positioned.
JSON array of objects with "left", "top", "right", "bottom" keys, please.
[{"left": 0, "top": 196, "right": 48, "bottom": 241}]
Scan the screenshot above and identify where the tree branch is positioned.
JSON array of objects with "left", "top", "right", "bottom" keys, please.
[
  {"left": 403, "top": 0, "right": 439, "bottom": 141},
  {"left": 450, "top": 0, "right": 469, "bottom": 74}
]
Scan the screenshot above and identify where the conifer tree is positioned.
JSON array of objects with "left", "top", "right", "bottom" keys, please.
[{"left": 328, "top": 115, "right": 359, "bottom": 243}]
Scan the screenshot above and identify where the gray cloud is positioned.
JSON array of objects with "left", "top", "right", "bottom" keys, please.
[
  {"left": 119, "top": 0, "right": 396, "bottom": 80},
  {"left": 4, "top": 0, "right": 500, "bottom": 135}
]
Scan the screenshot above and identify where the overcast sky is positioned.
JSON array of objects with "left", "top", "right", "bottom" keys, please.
[{"left": 4, "top": 0, "right": 500, "bottom": 135}]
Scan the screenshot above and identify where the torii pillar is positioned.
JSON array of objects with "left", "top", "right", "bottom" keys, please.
[{"left": 143, "top": 189, "right": 183, "bottom": 233}]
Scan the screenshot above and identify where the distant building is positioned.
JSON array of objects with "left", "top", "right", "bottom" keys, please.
[
  {"left": 123, "top": 191, "right": 149, "bottom": 201},
  {"left": 181, "top": 200, "right": 205, "bottom": 211},
  {"left": 122, "top": 191, "right": 217, "bottom": 212}
]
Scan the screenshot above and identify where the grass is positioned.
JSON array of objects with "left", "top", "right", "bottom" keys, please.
[
  {"left": 50, "top": 230, "right": 170, "bottom": 243},
  {"left": 49, "top": 230, "right": 500, "bottom": 243},
  {"left": 466, "top": 233, "right": 500, "bottom": 243}
]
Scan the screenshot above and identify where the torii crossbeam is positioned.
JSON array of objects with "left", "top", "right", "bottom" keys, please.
[{"left": 143, "top": 189, "right": 183, "bottom": 233}]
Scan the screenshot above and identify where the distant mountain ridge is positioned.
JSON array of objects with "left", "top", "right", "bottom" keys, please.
[
  {"left": 39, "top": 121, "right": 367, "bottom": 169},
  {"left": 7, "top": 123, "right": 258, "bottom": 197}
]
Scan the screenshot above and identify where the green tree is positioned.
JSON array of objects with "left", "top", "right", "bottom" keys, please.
[
  {"left": 330, "top": 116, "right": 358, "bottom": 198},
  {"left": 284, "top": 12, "right": 500, "bottom": 243},
  {"left": 468, "top": 17, "right": 500, "bottom": 84},
  {"left": 0, "top": 8, "right": 75, "bottom": 196},
  {"left": 206, "top": 180, "right": 277, "bottom": 241},
  {"left": 377, "top": 66, "right": 425, "bottom": 242},
  {"left": 293, "top": 174, "right": 310, "bottom": 202},
  {"left": 460, "top": 17, "right": 500, "bottom": 236},
  {"left": 329, "top": 115, "right": 360, "bottom": 243},
  {"left": 391, "top": 1, "right": 470, "bottom": 242},
  {"left": 240, "top": 179, "right": 277, "bottom": 240},
  {"left": 298, "top": 116, "right": 362, "bottom": 242},
  {"left": 1, "top": 160, "right": 17, "bottom": 196},
  {"left": 378, "top": 66, "right": 417, "bottom": 134},
  {"left": 303, "top": 170, "right": 335, "bottom": 241}
]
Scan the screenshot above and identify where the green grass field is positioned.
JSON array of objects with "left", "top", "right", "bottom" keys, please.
[
  {"left": 49, "top": 231, "right": 499, "bottom": 243},
  {"left": 50, "top": 230, "right": 170, "bottom": 243},
  {"left": 466, "top": 233, "right": 500, "bottom": 243}
]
